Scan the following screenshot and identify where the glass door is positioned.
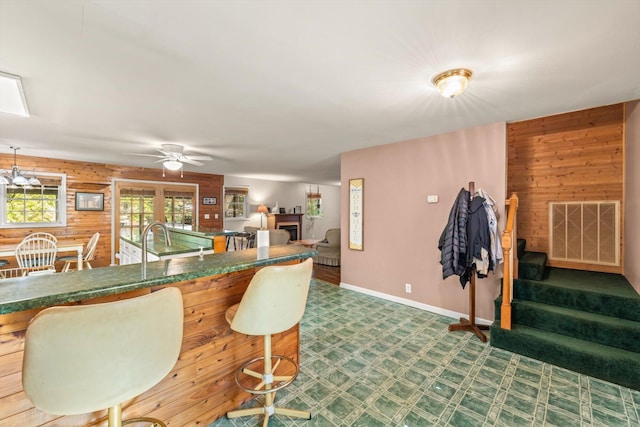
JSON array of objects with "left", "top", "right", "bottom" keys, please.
[
  {"left": 119, "top": 187, "right": 156, "bottom": 239},
  {"left": 112, "top": 180, "right": 197, "bottom": 264}
]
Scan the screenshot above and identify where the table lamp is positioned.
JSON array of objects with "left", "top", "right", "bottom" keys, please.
[{"left": 257, "top": 205, "right": 269, "bottom": 229}]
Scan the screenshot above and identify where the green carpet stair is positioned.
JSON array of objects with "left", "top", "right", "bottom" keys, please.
[
  {"left": 491, "top": 268, "right": 640, "bottom": 390},
  {"left": 517, "top": 238, "right": 547, "bottom": 281}
]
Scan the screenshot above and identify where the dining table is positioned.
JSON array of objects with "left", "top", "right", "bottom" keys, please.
[{"left": 0, "top": 239, "right": 85, "bottom": 270}]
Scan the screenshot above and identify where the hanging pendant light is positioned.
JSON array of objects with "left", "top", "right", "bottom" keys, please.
[{"left": 2, "top": 146, "right": 39, "bottom": 186}]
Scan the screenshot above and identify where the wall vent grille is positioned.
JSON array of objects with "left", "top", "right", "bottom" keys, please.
[{"left": 549, "top": 201, "right": 620, "bottom": 266}]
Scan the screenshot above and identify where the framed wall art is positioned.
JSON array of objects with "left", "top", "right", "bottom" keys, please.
[
  {"left": 75, "top": 192, "right": 104, "bottom": 211},
  {"left": 349, "top": 178, "right": 364, "bottom": 250}
]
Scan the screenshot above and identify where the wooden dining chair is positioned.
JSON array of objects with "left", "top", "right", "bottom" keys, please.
[
  {"left": 0, "top": 266, "right": 27, "bottom": 279},
  {"left": 15, "top": 237, "right": 58, "bottom": 275},
  {"left": 59, "top": 232, "right": 100, "bottom": 272},
  {"left": 23, "top": 232, "right": 58, "bottom": 243}
]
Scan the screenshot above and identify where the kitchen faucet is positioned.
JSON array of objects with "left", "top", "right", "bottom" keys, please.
[{"left": 141, "top": 222, "right": 172, "bottom": 279}]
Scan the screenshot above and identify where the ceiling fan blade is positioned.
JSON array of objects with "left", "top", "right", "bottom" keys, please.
[
  {"left": 126, "top": 153, "right": 166, "bottom": 158},
  {"left": 181, "top": 158, "right": 205, "bottom": 166},
  {"left": 183, "top": 155, "right": 213, "bottom": 161}
]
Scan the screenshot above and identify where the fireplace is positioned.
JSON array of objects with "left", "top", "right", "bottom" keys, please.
[
  {"left": 268, "top": 213, "right": 303, "bottom": 242},
  {"left": 279, "top": 224, "right": 299, "bottom": 241}
]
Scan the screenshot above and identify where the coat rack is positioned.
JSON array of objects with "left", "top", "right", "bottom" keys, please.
[{"left": 448, "top": 181, "right": 489, "bottom": 342}]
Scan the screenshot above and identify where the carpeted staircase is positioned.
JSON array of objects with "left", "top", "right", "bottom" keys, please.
[
  {"left": 491, "top": 267, "right": 640, "bottom": 391},
  {"left": 517, "top": 238, "right": 547, "bottom": 281}
]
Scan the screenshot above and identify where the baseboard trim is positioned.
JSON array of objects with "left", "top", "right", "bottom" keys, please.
[{"left": 339, "top": 281, "right": 492, "bottom": 326}]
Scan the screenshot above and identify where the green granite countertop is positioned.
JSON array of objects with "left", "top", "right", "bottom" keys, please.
[
  {"left": 170, "top": 226, "right": 237, "bottom": 237},
  {"left": 0, "top": 245, "right": 316, "bottom": 315},
  {"left": 120, "top": 235, "right": 210, "bottom": 257}
]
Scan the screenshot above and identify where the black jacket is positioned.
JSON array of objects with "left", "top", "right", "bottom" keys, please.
[
  {"left": 459, "top": 195, "right": 492, "bottom": 284},
  {"left": 438, "top": 188, "right": 469, "bottom": 281}
]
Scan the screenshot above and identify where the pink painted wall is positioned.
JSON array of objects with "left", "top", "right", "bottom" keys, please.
[
  {"left": 341, "top": 122, "right": 506, "bottom": 320},
  {"left": 625, "top": 100, "right": 640, "bottom": 293}
]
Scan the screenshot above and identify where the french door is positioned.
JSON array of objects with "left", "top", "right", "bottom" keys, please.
[{"left": 112, "top": 180, "right": 197, "bottom": 262}]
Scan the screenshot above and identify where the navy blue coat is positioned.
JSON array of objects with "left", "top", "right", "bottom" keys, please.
[{"left": 438, "top": 188, "right": 469, "bottom": 281}]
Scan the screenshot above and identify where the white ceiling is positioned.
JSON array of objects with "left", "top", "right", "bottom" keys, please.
[{"left": 1, "top": 1, "right": 639, "bottom": 185}]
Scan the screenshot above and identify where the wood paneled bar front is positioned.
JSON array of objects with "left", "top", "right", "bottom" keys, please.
[{"left": 0, "top": 245, "right": 315, "bottom": 426}]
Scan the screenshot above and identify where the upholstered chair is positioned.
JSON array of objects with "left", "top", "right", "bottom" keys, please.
[
  {"left": 268, "top": 229, "right": 291, "bottom": 246},
  {"left": 314, "top": 228, "right": 340, "bottom": 266}
]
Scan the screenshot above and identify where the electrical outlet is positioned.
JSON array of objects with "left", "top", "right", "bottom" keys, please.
[{"left": 405, "top": 283, "right": 412, "bottom": 293}]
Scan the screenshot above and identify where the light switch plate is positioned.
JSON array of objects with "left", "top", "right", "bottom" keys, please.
[{"left": 427, "top": 195, "right": 439, "bottom": 203}]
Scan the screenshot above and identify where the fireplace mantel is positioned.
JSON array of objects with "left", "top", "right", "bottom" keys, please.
[{"left": 268, "top": 213, "right": 304, "bottom": 241}]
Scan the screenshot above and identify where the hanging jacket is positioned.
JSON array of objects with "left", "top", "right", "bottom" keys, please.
[
  {"left": 465, "top": 195, "right": 492, "bottom": 279},
  {"left": 438, "top": 188, "right": 469, "bottom": 281},
  {"left": 475, "top": 188, "right": 503, "bottom": 268}
]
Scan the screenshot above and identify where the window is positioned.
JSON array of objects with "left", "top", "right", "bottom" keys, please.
[
  {"left": 1, "top": 172, "right": 66, "bottom": 228},
  {"left": 224, "top": 187, "right": 249, "bottom": 219},
  {"left": 119, "top": 188, "right": 156, "bottom": 239},
  {"left": 114, "top": 180, "right": 198, "bottom": 241},
  {"left": 306, "top": 190, "right": 322, "bottom": 218},
  {"left": 165, "top": 191, "right": 194, "bottom": 229}
]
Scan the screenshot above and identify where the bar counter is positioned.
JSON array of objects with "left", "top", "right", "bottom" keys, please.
[{"left": 0, "top": 245, "right": 316, "bottom": 426}]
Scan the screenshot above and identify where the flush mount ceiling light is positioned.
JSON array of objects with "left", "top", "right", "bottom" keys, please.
[
  {"left": 432, "top": 68, "right": 472, "bottom": 99},
  {"left": 0, "top": 71, "right": 30, "bottom": 117}
]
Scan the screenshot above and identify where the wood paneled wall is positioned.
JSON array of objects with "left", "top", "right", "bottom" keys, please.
[
  {"left": 0, "top": 155, "right": 224, "bottom": 269},
  {"left": 507, "top": 103, "right": 624, "bottom": 273}
]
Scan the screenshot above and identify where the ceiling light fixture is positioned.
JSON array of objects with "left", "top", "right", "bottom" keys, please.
[
  {"left": 163, "top": 160, "right": 183, "bottom": 171},
  {"left": 0, "top": 71, "right": 30, "bottom": 117},
  {"left": 162, "top": 159, "right": 183, "bottom": 178},
  {"left": 432, "top": 68, "right": 472, "bottom": 98},
  {"left": 1, "top": 146, "right": 40, "bottom": 186}
]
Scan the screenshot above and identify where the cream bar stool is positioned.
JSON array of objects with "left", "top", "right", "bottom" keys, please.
[
  {"left": 226, "top": 258, "right": 313, "bottom": 426},
  {"left": 22, "top": 287, "right": 184, "bottom": 427}
]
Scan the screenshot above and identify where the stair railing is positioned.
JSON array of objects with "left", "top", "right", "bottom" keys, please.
[{"left": 501, "top": 192, "right": 519, "bottom": 330}]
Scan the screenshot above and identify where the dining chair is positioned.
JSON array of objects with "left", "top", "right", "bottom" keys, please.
[
  {"left": 23, "top": 232, "right": 58, "bottom": 243},
  {"left": 59, "top": 232, "right": 100, "bottom": 272},
  {"left": 15, "top": 237, "right": 58, "bottom": 274},
  {"left": 0, "top": 266, "right": 27, "bottom": 279}
]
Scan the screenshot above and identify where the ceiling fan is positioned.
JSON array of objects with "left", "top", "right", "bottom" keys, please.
[{"left": 131, "top": 144, "right": 213, "bottom": 175}]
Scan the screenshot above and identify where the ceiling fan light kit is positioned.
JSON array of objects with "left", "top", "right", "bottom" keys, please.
[
  {"left": 163, "top": 160, "right": 183, "bottom": 171},
  {"left": 130, "top": 143, "right": 213, "bottom": 178},
  {"left": 432, "top": 68, "right": 472, "bottom": 98}
]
